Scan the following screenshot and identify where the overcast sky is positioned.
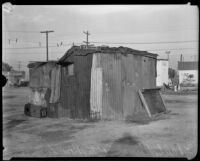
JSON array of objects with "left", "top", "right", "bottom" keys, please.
[{"left": 2, "top": 5, "right": 198, "bottom": 79}]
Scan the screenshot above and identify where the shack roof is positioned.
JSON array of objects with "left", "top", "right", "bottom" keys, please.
[
  {"left": 27, "top": 61, "right": 58, "bottom": 68},
  {"left": 178, "top": 61, "right": 198, "bottom": 70},
  {"left": 27, "top": 60, "right": 70, "bottom": 68},
  {"left": 59, "top": 46, "right": 158, "bottom": 62}
]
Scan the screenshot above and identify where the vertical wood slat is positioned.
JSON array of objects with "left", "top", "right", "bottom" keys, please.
[{"left": 138, "top": 89, "right": 152, "bottom": 118}]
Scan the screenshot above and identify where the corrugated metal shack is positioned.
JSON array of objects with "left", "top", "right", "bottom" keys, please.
[
  {"left": 58, "top": 46, "right": 158, "bottom": 120},
  {"left": 27, "top": 46, "right": 160, "bottom": 120}
]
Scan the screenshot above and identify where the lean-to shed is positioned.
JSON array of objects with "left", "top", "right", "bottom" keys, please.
[
  {"left": 27, "top": 61, "right": 67, "bottom": 118},
  {"left": 58, "top": 46, "right": 159, "bottom": 120}
]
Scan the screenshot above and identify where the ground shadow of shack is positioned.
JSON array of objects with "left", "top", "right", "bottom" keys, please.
[{"left": 27, "top": 46, "right": 163, "bottom": 120}]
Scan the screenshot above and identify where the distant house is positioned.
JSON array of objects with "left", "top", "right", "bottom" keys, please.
[
  {"left": 2, "top": 70, "right": 25, "bottom": 86},
  {"left": 156, "top": 59, "right": 169, "bottom": 86},
  {"left": 178, "top": 61, "right": 198, "bottom": 86}
]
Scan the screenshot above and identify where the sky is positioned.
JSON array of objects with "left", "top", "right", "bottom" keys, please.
[{"left": 2, "top": 5, "right": 199, "bottom": 79}]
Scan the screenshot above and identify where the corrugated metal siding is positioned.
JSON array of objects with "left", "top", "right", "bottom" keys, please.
[
  {"left": 60, "top": 67, "right": 73, "bottom": 118},
  {"left": 99, "top": 53, "right": 157, "bottom": 120},
  {"left": 121, "top": 54, "right": 143, "bottom": 119},
  {"left": 101, "top": 53, "right": 123, "bottom": 120},
  {"left": 60, "top": 50, "right": 157, "bottom": 120},
  {"left": 60, "top": 54, "right": 92, "bottom": 119},
  {"left": 29, "top": 63, "right": 55, "bottom": 88},
  {"left": 90, "top": 53, "right": 103, "bottom": 119},
  {"left": 142, "top": 57, "right": 156, "bottom": 89}
]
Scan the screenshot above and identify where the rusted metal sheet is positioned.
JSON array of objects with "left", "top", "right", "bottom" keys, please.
[
  {"left": 58, "top": 46, "right": 157, "bottom": 120},
  {"left": 101, "top": 53, "right": 123, "bottom": 120},
  {"left": 60, "top": 54, "right": 92, "bottom": 119},
  {"left": 90, "top": 53, "right": 103, "bottom": 119},
  {"left": 141, "top": 57, "right": 156, "bottom": 89},
  {"left": 121, "top": 54, "right": 143, "bottom": 119},
  {"left": 29, "top": 63, "right": 56, "bottom": 88},
  {"left": 60, "top": 66, "right": 76, "bottom": 118}
]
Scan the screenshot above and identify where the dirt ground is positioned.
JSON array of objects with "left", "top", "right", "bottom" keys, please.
[{"left": 2, "top": 87, "right": 198, "bottom": 159}]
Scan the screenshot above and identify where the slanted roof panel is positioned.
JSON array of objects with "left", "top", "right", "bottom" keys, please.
[{"left": 59, "top": 46, "right": 158, "bottom": 62}]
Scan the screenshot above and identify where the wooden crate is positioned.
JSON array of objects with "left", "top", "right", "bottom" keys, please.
[{"left": 24, "top": 103, "right": 47, "bottom": 118}]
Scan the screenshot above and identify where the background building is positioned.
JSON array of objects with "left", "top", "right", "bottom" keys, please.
[
  {"left": 178, "top": 61, "right": 198, "bottom": 86},
  {"left": 2, "top": 70, "right": 25, "bottom": 86},
  {"left": 156, "top": 59, "right": 169, "bottom": 87}
]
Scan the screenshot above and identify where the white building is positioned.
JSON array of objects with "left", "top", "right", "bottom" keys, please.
[
  {"left": 156, "top": 59, "right": 169, "bottom": 86},
  {"left": 178, "top": 61, "right": 198, "bottom": 86}
]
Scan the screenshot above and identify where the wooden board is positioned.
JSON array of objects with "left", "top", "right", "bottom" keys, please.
[{"left": 138, "top": 88, "right": 166, "bottom": 116}]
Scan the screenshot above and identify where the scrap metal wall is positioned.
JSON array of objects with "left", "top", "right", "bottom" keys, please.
[
  {"left": 90, "top": 53, "right": 157, "bottom": 120},
  {"left": 60, "top": 54, "right": 93, "bottom": 119}
]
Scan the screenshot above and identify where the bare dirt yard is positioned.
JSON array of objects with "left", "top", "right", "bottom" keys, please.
[{"left": 3, "top": 87, "right": 197, "bottom": 159}]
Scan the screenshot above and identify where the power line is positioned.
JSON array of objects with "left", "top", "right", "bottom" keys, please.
[
  {"left": 147, "top": 47, "right": 198, "bottom": 51},
  {"left": 3, "top": 30, "right": 41, "bottom": 33},
  {"left": 83, "top": 31, "right": 90, "bottom": 48},
  {"left": 3, "top": 52, "right": 65, "bottom": 54},
  {"left": 3, "top": 47, "right": 197, "bottom": 53},
  {"left": 4, "top": 46, "right": 53, "bottom": 49},
  {"left": 90, "top": 40, "right": 198, "bottom": 45},
  {"left": 3, "top": 44, "right": 74, "bottom": 50}
]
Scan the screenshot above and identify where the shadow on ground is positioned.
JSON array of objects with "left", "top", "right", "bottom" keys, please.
[
  {"left": 106, "top": 132, "right": 152, "bottom": 157},
  {"left": 5, "top": 119, "right": 27, "bottom": 129}
]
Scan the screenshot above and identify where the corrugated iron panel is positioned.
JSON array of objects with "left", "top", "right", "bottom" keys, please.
[
  {"left": 90, "top": 53, "right": 103, "bottom": 119},
  {"left": 60, "top": 54, "right": 92, "bottom": 119},
  {"left": 101, "top": 53, "right": 123, "bottom": 120}
]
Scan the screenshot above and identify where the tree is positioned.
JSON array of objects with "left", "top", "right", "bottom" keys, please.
[
  {"left": 168, "top": 67, "right": 175, "bottom": 80},
  {"left": 2, "top": 62, "right": 13, "bottom": 71}
]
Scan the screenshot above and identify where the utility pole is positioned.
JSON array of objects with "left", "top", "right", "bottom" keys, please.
[
  {"left": 83, "top": 31, "right": 90, "bottom": 49},
  {"left": 165, "top": 51, "right": 170, "bottom": 60},
  {"left": 180, "top": 54, "right": 183, "bottom": 62},
  {"left": 40, "top": 30, "right": 54, "bottom": 61},
  {"left": 18, "top": 61, "right": 21, "bottom": 71},
  {"left": 165, "top": 51, "right": 171, "bottom": 67}
]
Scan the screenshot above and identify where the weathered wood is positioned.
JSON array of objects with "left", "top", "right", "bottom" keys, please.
[
  {"left": 141, "top": 88, "right": 166, "bottom": 115},
  {"left": 158, "top": 91, "right": 167, "bottom": 111},
  {"left": 138, "top": 89, "right": 152, "bottom": 118}
]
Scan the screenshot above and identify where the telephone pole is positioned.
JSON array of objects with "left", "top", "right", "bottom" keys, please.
[
  {"left": 165, "top": 51, "right": 171, "bottom": 67},
  {"left": 18, "top": 61, "right": 21, "bottom": 71},
  {"left": 180, "top": 54, "right": 183, "bottom": 62},
  {"left": 165, "top": 51, "right": 170, "bottom": 60},
  {"left": 40, "top": 30, "right": 54, "bottom": 61},
  {"left": 83, "top": 31, "right": 90, "bottom": 49}
]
